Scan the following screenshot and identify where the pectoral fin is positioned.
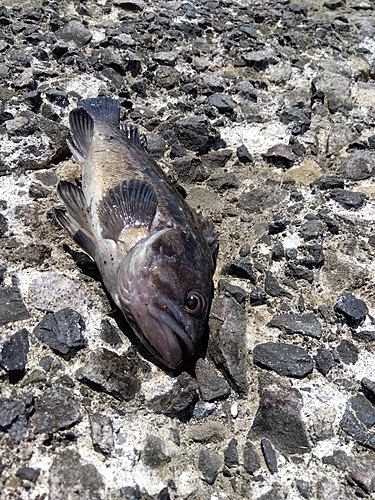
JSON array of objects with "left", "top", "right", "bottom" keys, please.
[
  {"left": 67, "top": 106, "right": 94, "bottom": 163},
  {"left": 98, "top": 179, "right": 157, "bottom": 241},
  {"left": 55, "top": 180, "right": 97, "bottom": 257}
]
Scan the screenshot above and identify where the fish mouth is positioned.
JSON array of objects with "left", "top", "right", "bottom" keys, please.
[{"left": 147, "top": 296, "right": 194, "bottom": 369}]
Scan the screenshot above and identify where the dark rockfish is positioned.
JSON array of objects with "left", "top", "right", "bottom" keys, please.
[{"left": 54, "top": 98, "right": 217, "bottom": 369}]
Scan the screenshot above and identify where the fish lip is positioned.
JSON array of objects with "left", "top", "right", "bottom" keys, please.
[{"left": 147, "top": 298, "right": 195, "bottom": 366}]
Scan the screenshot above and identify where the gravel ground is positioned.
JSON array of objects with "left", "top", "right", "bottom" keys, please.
[{"left": 1, "top": 0, "right": 375, "bottom": 498}]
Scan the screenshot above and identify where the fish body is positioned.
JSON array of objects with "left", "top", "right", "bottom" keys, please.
[{"left": 54, "top": 98, "right": 217, "bottom": 369}]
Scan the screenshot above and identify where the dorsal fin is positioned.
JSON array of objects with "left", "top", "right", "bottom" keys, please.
[
  {"left": 78, "top": 98, "right": 120, "bottom": 126},
  {"left": 68, "top": 107, "right": 94, "bottom": 162},
  {"left": 98, "top": 179, "right": 157, "bottom": 241},
  {"left": 120, "top": 123, "right": 142, "bottom": 148}
]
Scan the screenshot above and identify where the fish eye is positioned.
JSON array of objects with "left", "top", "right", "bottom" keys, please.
[{"left": 184, "top": 291, "right": 205, "bottom": 315}]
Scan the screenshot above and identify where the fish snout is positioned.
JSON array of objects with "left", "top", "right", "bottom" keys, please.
[{"left": 147, "top": 295, "right": 195, "bottom": 369}]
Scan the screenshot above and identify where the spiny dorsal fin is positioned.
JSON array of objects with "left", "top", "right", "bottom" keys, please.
[
  {"left": 120, "top": 123, "right": 141, "bottom": 148},
  {"left": 55, "top": 180, "right": 97, "bottom": 257},
  {"left": 68, "top": 106, "right": 94, "bottom": 162},
  {"left": 98, "top": 179, "right": 157, "bottom": 241},
  {"left": 78, "top": 98, "right": 120, "bottom": 126}
]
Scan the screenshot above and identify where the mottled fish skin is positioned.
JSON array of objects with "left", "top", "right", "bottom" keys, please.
[{"left": 54, "top": 98, "right": 217, "bottom": 369}]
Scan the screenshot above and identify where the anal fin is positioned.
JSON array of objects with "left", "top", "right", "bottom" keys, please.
[{"left": 98, "top": 179, "right": 157, "bottom": 241}]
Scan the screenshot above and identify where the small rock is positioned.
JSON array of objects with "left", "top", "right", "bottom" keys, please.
[
  {"left": 33, "top": 308, "right": 87, "bottom": 358},
  {"left": 198, "top": 449, "right": 222, "bottom": 484},
  {"left": 249, "top": 385, "right": 310, "bottom": 455},
  {"left": 243, "top": 49, "right": 277, "bottom": 70},
  {"left": 154, "top": 66, "right": 180, "bottom": 89},
  {"left": 195, "top": 358, "right": 231, "bottom": 402},
  {"left": 0, "top": 213, "right": 8, "bottom": 236},
  {"left": 317, "top": 175, "right": 344, "bottom": 190},
  {"left": 144, "top": 132, "right": 166, "bottom": 159},
  {"left": 16, "top": 467, "right": 40, "bottom": 482},
  {"left": 208, "top": 93, "right": 235, "bottom": 114},
  {"left": 296, "top": 479, "right": 310, "bottom": 499},
  {"left": 361, "top": 378, "right": 375, "bottom": 405},
  {"left": 0, "top": 397, "right": 28, "bottom": 442},
  {"left": 192, "top": 401, "right": 216, "bottom": 420},
  {"left": 55, "top": 20, "right": 92, "bottom": 47},
  {"left": 267, "top": 313, "right": 322, "bottom": 339},
  {"left": 152, "top": 51, "right": 177, "bottom": 65},
  {"left": 76, "top": 349, "right": 141, "bottom": 402},
  {"left": 49, "top": 449, "right": 104, "bottom": 499},
  {"left": 261, "top": 438, "right": 278, "bottom": 473},
  {"left": 149, "top": 372, "right": 198, "bottom": 415},
  {"left": 271, "top": 242, "right": 284, "bottom": 261},
  {"left": 207, "top": 172, "right": 239, "bottom": 191},
  {"left": 90, "top": 414, "right": 114, "bottom": 456},
  {"left": 238, "top": 186, "right": 288, "bottom": 214},
  {"left": 287, "top": 263, "right": 314, "bottom": 283},
  {"left": 188, "top": 421, "right": 226, "bottom": 443},
  {"left": 334, "top": 293, "right": 368, "bottom": 327},
  {"left": 143, "top": 435, "right": 169, "bottom": 468},
  {"left": 253, "top": 342, "right": 314, "bottom": 379},
  {"left": 208, "top": 297, "right": 248, "bottom": 394},
  {"left": 201, "top": 149, "right": 232, "bottom": 169},
  {"left": 113, "top": 0, "right": 145, "bottom": 9},
  {"left": 0, "top": 328, "right": 29, "bottom": 372},
  {"left": 250, "top": 289, "right": 267, "bottom": 306},
  {"left": 100, "top": 319, "right": 122, "bottom": 347},
  {"left": 243, "top": 441, "right": 261, "bottom": 474},
  {"left": 227, "top": 260, "right": 254, "bottom": 281},
  {"left": 174, "top": 116, "right": 209, "bottom": 152},
  {"left": 338, "top": 151, "right": 375, "bottom": 180},
  {"left": 330, "top": 188, "right": 366, "bottom": 210},
  {"left": 269, "top": 217, "right": 289, "bottom": 235},
  {"left": 349, "top": 394, "right": 375, "bottom": 428},
  {"left": 353, "top": 330, "right": 375, "bottom": 342},
  {"left": 264, "top": 272, "right": 292, "bottom": 299},
  {"left": 237, "top": 144, "right": 253, "bottom": 163},
  {"left": 263, "top": 144, "right": 296, "bottom": 168},
  {"left": 314, "top": 348, "right": 334, "bottom": 376},
  {"left": 224, "top": 438, "right": 239, "bottom": 469},
  {"left": 32, "top": 387, "right": 82, "bottom": 434},
  {"left": 299, "top": 220, "right": 323, "bottom": 241},
  {"left": 218, "top": 279, "right": 246, "bottom": 304},
  {"left": 336, "top": 339, "right": 359, "bottom": 365},
  {"left": 0, "top": 285, "right": 29, "bottom": 325}
]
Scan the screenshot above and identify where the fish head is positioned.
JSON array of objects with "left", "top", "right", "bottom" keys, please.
[{"left": 117, "top": 228, "right": 215, "bottom": 369}]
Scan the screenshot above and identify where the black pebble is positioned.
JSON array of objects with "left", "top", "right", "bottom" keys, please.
[
  {"left": 334, "top": 293, "right": 368, "bottom": 327},
  {"left": 361, "top": 378, "right": 375, "bottom": 405},
  {"left": 16, "top": 467, "right": 40, "bottom": 482},
  {"left": 314, "top": 347, "right": 334, "bottom": 376},
  {"left": 224, "top": 438, "right": 239, "bottom": 468},
  {"left": 336, "top": 339, "right": 359, "bottom": 365},
  {"left": 237, "top": 144, "right": 253, "bottom": 164},
  {"left": 260, "top": 438, "right": 278, "bottom": 473},
  {"left": 330, "top": 188, "right": 366, "bottom": 210},
  {"left": 253, "top": 342, "right": 313, "bottom": 378},
  {"left": 250, "top": 288, "right": 267, "bottom": 306},
  {"left": 243, "top": 441, "right": 261, "bottom": 474},
  {"left": 227, "top": 259, "right": 254, "bottom": 281},
  {"left": 0, "top": 328, "right": 29, "bottom": 372}
]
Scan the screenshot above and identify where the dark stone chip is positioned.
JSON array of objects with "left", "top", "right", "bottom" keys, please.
[
  {"left": 314, "top": 347, "right": 334, "bottom": 376},
  {"left": 224, "top": 438, "right": 239, "bottom": 468},
  {"left": 0, "top": 397, "right": 28, "bottom": 442},
  {"left": 149, "top": 372, "right": 198, "bottom": 415},
  {"left": 198, "top": 449, "right": 222, "bottom": 484},
  {"left": 76, "top": 349, "right": 141, "bottom": 402},
  {"left": 0, "top": 328, "right": 29, "bottom": 372},
  {"left": 253, "top": 342, "right": 313, "bottom": 379},
  {"left": 338, "top": 151, "right": 375, "bottom": 181},
  {"left": 207, "top": 172, "right": 239, "bottom": 191},
  {"left": 227, "top": 259, "right": 254, "bottom": 281},
  {"left": 208, "top": 93, "right": 235, "bottom": 114},
  {"left": 0, "top": 265, "right": 5, "bottom": 285},
  {"left": 174, "top": 116, "right": 209, "bottom": 152},
  {"left": 100, "top": 319, "right": 123, "bottom": 346},
  {"left": 195, "top": 358, "right": 231, "bottom": 402},
  {"left": 361, "top": 378, "right": 375, "bottom": 405},
  {"left": 267, "top": 313, "right": 322, "bottom": 339},
  {"left": 49, "top": 449, "right": 103, "bottom": 499},
  {"left": 279, "top": 106, "right": 310, "bottom": 135},
  {"left": 55, "top": 20, "right": 92, "bottom": 47},
  {"left": 299, "top": 220, "right": 323, "bottom": 241},
  {"left": 237, "top": 144, "right": 253, "bottom": 163},
  {"left": 28, "top": 182, "right": 50, "bottom": 199},
  {"left": 265, "top": 272, "right": 292, "bottom": 299},
  {"left": 243, "top": 440, "right": 261, "bottom": 474},
  {"left": 218, "top": 279, "right": 246, "bottom": 305},
  {"left": 201, "top": 149, "right": 232, "bottom": 169},
  {"left": 261, "top": 438, "right": 278, "bottom": 473},
  {"left": 330, "top": 188, "right": 366, "bottom": 210},
  {"left": 296, "top": 479, "right": 310, "bottom": 499},
  {"left": 264, "top": 144, "right": 296, "bottom": 168},
  {"left": 349, "top": 394, "right": 375, "bottom": 428},
  {"left": 334, "top": 293, "right": 368, "bottom": 327},
  {"left": 32, "top": 387, "right": 82, "bottom": 434},
  {"left": 269, "top": 218, "right": 288, "bottom": 234},
  {"left": 249, "top": 384, "right": 310, "bottom": 455},
  {"left": 33, "top": 308, "right": 87, "bottom": 357},
  {"left": 352, "top": 330, "right": 375, "bottom": 342},
  {"left": 0, "top": 212, "right": 7, "bottom": 236},
  {"left": 0, "top": 286, "right": 30, "bottom": 325},
  {"left": 316, "top": 175, "right": 344, "bottom": 190},
  {"left": 16, "top": 466, "right": 40, "bottom": 482},
  {"left": 287, "top": 263, "right": 314, "bottom": 283},
  {"left": 143, "top": 435, "right": 170, "bottom": 468},
  {"left": 271, "top": 242, "right": 284, "bottom": 260},
  {"left": 250, "top": 288, "right": 267, "bottom": 306},
  {"left": 208, "top": 297, "right": 248, "bottom": 394},
  {"left": 336, "top": 339, "right": 359, "bottom": 365},
  {"left": 90, "top": 413, "right": 114, "bottom": 456}
]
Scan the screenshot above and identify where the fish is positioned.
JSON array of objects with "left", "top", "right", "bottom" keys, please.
[{"left": 53, "top": 98, "right": 217, "bottom": 369}]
